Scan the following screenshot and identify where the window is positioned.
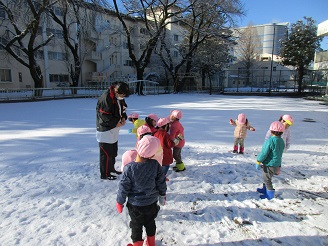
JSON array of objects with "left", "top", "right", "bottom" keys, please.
[
  {"left": 173, "top": 51, "right": 178, "bottom": 57},
  {"left": 48, "top": 51, "right": 67, "bottom": 61},
  {"left": 0, "top": 69, "right": 12, "bottom": 82},
  {"left": 0, "top": 8, "right": 5, "bottom": 19},
  {"left": 124, "top": 60, "right": 134, "bottom": 67},
  {"left": 140, "top": 28, "right": 148, "bottom": 35},
  {"left": 174, "top": 34, "right": 179, "bottom": 41},
  {"left": 49, "top": 74, "right": 69, "bottom": 83},
  {"left": 46, "top": 28, "right": 63, "bottom": 38}
]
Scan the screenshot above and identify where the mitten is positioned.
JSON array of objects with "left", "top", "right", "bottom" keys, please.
[
  {"left": 255, "top": 161, "right": 261, "bottom": 170},
  {"left": 229, "top": 119, "right": 234, "bottom": 124},
  {"left": 116, "top": 202, "right": 124, "bottom": 213},
  {"left": 128, "top": 129, "right": 132, "bottom": 133},
  {"left": 250, "top": 127, "right": 255, "bottom": 131},
  {"left": 158, "top": 195, "right": 166, "bottom": 206}
]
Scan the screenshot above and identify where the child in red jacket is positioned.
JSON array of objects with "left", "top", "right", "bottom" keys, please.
[{"left": 154, "top": 117, "right": 183, "bottom": 179}]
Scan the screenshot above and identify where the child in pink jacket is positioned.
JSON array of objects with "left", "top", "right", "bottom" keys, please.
[
  {"left": 169, "top": 110, "right": 185, "bottom": 172},
  {"left": 229, "top": 113, "right": 255, "bottom": 154}
]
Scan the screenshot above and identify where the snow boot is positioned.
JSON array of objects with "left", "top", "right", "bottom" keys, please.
[
  {"left": 260, "top": 189, "right": 275, "bottom": 200},
  {"left": 257, "top": 184, "right": 266, "bottom": 194},
  {"left": 239, "top": 147, "right": 244, "bottom": 154},
  {"left": 175, "top": 162, "right": 186, "bottom": 172},
  {"left": 146, "top": 235, "right": 155, "bottom": 246},
  {"left": 128, "top": 241, "right": 144, "bottom": 246},
  {"left": 233, "top": 145, "right": 238, "bottom": 153}
]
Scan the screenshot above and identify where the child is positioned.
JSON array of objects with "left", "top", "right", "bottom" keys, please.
[
  {"left": 116, "top": 136, "right": 167, "bottom": 246},
  {"left": 265, "top": 114, "right": 293, "bottom": 152},
  {"left": 144, "top": 114, "right": 159, "bottom": 134},
  {"left": 154, "top": 117, "right": 183, "bottom": 179},
  {"left": 169, "top": 110, "right": 186, "bottom": 172},
  {"left": 120, "top": 125, "right": 163, "bottom": 172},
  {"left": 256, "top": 121, "right": 285, "bottom": 200},
  {"left": 229, "top": 113, "right": 255, "bottom": 154},
  {"left": 128, "top": 112, "right": 146, "bottom": 138}
]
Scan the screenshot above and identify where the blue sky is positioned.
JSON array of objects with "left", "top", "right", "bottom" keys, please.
[{"left": 239, "top": 0, "right": 328, "bottom": 49}]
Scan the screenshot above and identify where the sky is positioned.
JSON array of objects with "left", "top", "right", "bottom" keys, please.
[
  {"left": 239, "top": 0, "right": 328, "bottom": 49},
  {"left": 0, "top": 94, "right": 328, "bottom": 245}
]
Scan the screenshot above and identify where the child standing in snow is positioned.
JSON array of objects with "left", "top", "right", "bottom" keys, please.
[
  {"left": 265, "top": 114, "right": 293, "bottom": 152},
  {"left": 116, "top": 136, "right": 167, "bottom": 246},
  {"left": 256, "top": 121, "right": 285, "bottom": 200},
  {"left": 128, "top": 112, "right": 146, "bottom": 138},
  {"left": 229, "top": 113, "right": 255, "bottom": 154},
  {"left": 154, "top": 117, "right": 184, "bottom": 179},
  {"left": 121, "top": 125, "right": 163, "bottom": 171},
  {"left": 169, "top": 110, "right": 186, "bottom": 172}
]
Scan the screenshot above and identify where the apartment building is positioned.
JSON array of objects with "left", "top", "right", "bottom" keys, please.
[{"left": 0, "top": 3, "right": 182, "bottom": 89}]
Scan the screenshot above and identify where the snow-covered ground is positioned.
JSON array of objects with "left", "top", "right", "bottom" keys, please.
[{"left": 0, "top": 94, "right": 327, "bottom": 246}]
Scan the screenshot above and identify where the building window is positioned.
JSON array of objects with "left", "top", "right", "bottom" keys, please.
[
  {"left": 46, "top": 28, "right": 64, "bottom": 38},
  {"left": 49, "top": 74, "right": 69, "bottom": 83},
  {"left": 0, "top": 69, "right": 12, "bottom": 82},
  {"left": 173, "top": 51, "right": 178, "bottom": 57},
  {"left": 48, "top": 51, "right": 67, "bottom": 61},
  {"left": 124, "top": 60, "right": 134, "bottom": 67},
  {"left": 0, "top": 9, "right": 5, "bottom": 19},
  {"left": 174, "top": 34, "right": 179, "bottom": 41}
]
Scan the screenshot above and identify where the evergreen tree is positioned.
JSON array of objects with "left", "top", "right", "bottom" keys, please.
[{"left": 280, "top": 17, "right": 322, "bottom": 94}]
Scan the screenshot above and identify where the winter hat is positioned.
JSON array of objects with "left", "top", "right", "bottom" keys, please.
[
  {"left": 157, "top": 117, "right": 170, "bottom": 127},
  {"left": 137, "top": 125, "right": 152, "bottom": 137},
  {"left": 171, "top": 110, "right": 183, "bottom": 119},
  {"left": 136, "top": 136, "right": 161, "bottom": 158},
  {"left": 270, "top": 121, "right": 285, "bottom": 132},
  {"left": 121, "top": 149, "right": 138, "bottom": 170},
  {"left": 128, "top": 112, "right": 139, "bottom": 119},
  {"left": 282, "top": 114, "right": 294, "bottom": 126},
  {"left": 237, "top": 113, "right": 246, "bottom": 124},
  {"left": 147, "top": 114, "right": 159, "bottom": 122}
]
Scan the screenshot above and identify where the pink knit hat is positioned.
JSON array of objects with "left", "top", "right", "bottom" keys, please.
[
  {"left": 147, "top": 114, "right": 159, "bottom": 122},
  {"left": 128, "top": 112, "right": 139, "bottom": 119},
  {"left": 121, "top": 150, "right": 138, "bottom": 171},
  {"left": 137, "top": 125, "right": 151, "bottom": 137},
  {"left": 136, "top": 136, "right": 161, "bottom": 158},
  {"left": 237, "top": 113, "right": 246, "bottom": 124},
  {"left": 270, "top": 121, "right": 285, "bottom": 132},
  {"left": 157, "top": 117, "right": 170, "bottom": 127}
]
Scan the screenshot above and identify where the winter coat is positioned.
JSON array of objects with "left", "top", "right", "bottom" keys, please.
[
  {"left": 96, "top": 86, "right": 127, "bottom": 143},
  {"left": 257, "top": 136, "right": 285, "bottom": 167},
  {"left": 117, "top": 159, "right": 167, "bottom": 207},
  {"left": 154, "top": 128, "right": 175, "bottom": 166},
  {"left": 131, "top": 119, "right": 146, "bottom": 137},
  {"left": 265, "top": 127, "right": 291, "bottom": 152},
  {"left": 169, "top": 120, "right": 185, "bottom": 148},
  {"left": 230, "top": 119, "right": 253, "bottom": 139}
]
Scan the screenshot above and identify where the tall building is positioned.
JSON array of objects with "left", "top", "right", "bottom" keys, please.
[{"left": 233, "top": 23, "right": 289, "bottom": 62}]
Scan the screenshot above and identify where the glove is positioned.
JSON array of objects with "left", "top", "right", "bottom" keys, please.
[
  {"left": 250, "top": 127, "right": 255, "bottom": 131},
  {"left": 128, "top": 129, "right": 132, "bottom": 133},
  {"left": 116, "top": 202, "right": 123, "bottom": 213},
  {"left": 173, "top": 138, "right": 179, "bottom": 145},
  {"left": 158, "top": 195, "right": 166, "bottom": 206},
  {"left": 229, "top": 119, "right": 234, "bottom": 124},
  {"left": 255, "top": 161, "right": 261, "bottom": 170}
]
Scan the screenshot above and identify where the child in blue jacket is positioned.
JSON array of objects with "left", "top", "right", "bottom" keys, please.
[
  {"left": 116, "top": 136, "right": 167, "bottom": 246},
  {"left": 256, "top": 121, "right": 285, "bottom": 200}
]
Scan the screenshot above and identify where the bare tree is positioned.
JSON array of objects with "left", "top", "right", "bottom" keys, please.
[
  {"left": 157, "top": 0, "right": 243, "bottom": 92},
  {"left": 0, "top": 0, "right": 54, "bottom": 94},
  {"left": 234, "top": 23, "right": 262, "bottom": 86}
]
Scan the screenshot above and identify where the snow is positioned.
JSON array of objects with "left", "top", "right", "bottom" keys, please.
[{"left": 1, "top": 94, "right": 328, "bottom": 246}]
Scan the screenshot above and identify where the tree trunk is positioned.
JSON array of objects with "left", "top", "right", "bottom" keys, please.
[{"left": 136, "top": 68, "right": 144, "bottom": 95}]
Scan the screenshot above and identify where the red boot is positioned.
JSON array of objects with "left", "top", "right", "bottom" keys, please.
[
  {"left": 233, "top": 145, "right": 238, "bottom": 153},
  {"left": 146, "top": 235, "right": 155, "bottom": 246},
  {"left": 239, "top": 147, "right": 244, "bottom": 154},
  {"left": 127, "top": 241, "right": 143, "bottom": 246}
]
